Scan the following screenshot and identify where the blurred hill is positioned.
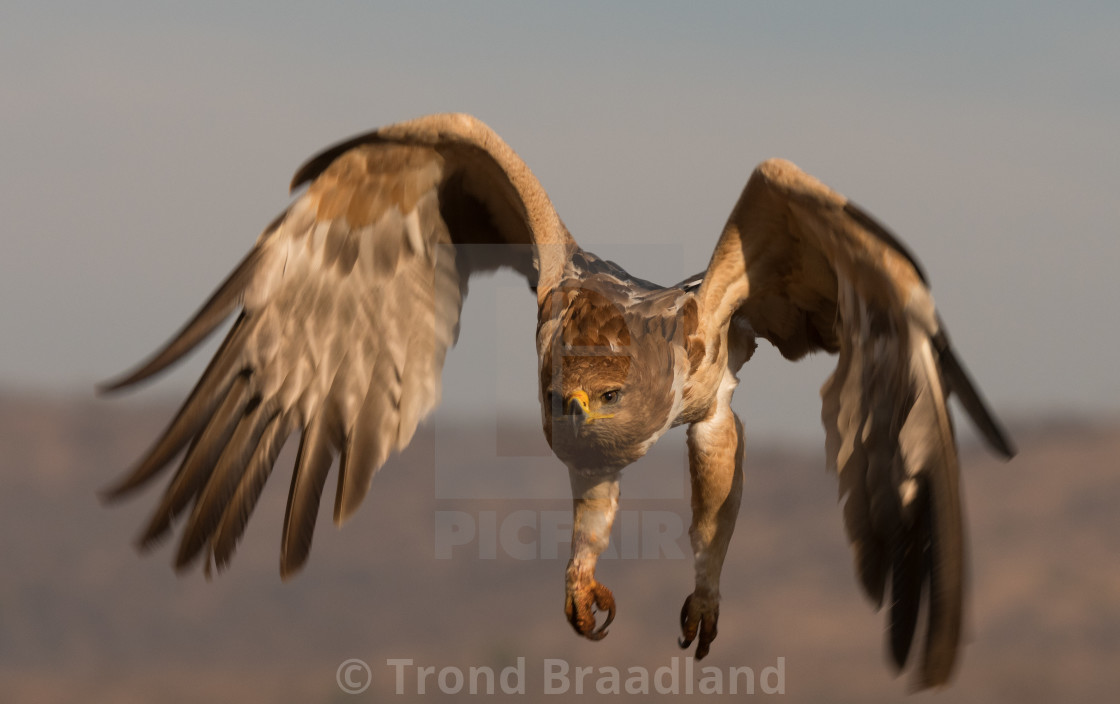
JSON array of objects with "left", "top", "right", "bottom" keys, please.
[{"left": 1, "top": 392, "right": 1117, "bottom": 702}]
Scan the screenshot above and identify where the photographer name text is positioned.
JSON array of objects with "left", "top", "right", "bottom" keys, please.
[{"left": 382, "top": 655, "right": 785, "bottom": 696}]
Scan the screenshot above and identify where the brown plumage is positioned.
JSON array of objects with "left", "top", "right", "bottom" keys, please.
[{"left": 103, "top": 113, "right": 1014, "bottom": 689}]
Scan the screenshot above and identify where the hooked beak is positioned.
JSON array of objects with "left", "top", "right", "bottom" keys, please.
[{"left": 565, "top": 389, "right": 613, "bottom": 437}]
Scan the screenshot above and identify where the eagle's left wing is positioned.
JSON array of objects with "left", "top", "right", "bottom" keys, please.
[{"left": 693, "top": 159, "right": 1015, "bottom": 688}]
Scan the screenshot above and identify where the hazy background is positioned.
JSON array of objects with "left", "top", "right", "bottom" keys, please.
[
  {"left": 3, "top": 0, "right": 1118, "bottom": 438},
  {"left": 2, "top": 1, "right": 1118, "bottom": 702}
]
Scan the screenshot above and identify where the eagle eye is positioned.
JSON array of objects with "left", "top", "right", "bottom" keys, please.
[{"left": 600, "top": 389, "right": 621, "bottom": 405}]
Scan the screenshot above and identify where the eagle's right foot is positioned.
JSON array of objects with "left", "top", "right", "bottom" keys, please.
[{"left": 565, "top": 578, "right": 616, "bottom": 640}]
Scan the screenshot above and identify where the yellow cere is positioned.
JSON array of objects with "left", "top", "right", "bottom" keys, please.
[{"left": 566, "top": 389, "right": 615, "bottom": 422}]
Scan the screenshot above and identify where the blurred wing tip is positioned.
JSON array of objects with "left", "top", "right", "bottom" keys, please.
[
  {"left": 97, "top": 367, "right": 157, "bottom": 395},
  {"left": 909, "top": 659, "right": 956, "bottom": 692},
  {"left": 333, "top": 502, "right": 356, "bottom": 527},
  {"left": 979, "top": 405, "right": 1017, "bottom": 459},
  {"left": 96, "top": 378, "right": 126, "bottom": 396},
  {"left": 212, "top": 553, "right": 233, "bottom": 575},
  {"left": 173, "top": 536, "right": 208, "bottom": 575},
  {"left": 172, "top": 559, "right": 195, "bottom": 577},
  {"left": 279, "top": 558, "right": 305, "bottom": 582},
  {"left": 989, "top": 428, "right": 1018, "bottom": 460},
  {"left": 100, "top": 247, "right": 261, "bottom": 397},
  {"left": 96, "top": 336, "right": 212, "bottom": 393},
  {"left": 932, "top": 330, "right": 1017, "bottom": 460},
  {"left": 101, "top": 462, "right": 171, "bottom": 503},
  {"left": 134, "top": 528, "right": 169, "bottom": 554},
  {"left": 97, "top": 482, "right": 129, "bottom": 504}
]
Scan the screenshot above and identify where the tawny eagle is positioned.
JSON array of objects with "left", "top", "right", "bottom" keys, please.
[{"left": 103, "top": 113, "right": 1014, "bottom": 688}]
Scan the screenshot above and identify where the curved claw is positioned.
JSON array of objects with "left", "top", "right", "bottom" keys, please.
[
  {"left": 565, "top": 580, "right": 616, "bottom": 641},
  {"left": 678, "top": 592, "right": 719, "bottom": 659}
]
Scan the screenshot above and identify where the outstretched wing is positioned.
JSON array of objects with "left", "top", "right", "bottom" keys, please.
[
  {"left": 695, "top": 159, "right": 1015, "bottom": 688},
  {"left": 102, "top": 113, "right": 575, "bottom": 578}
]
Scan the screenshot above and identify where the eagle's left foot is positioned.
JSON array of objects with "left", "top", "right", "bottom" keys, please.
[
  {"left": 565, "top": 579, "right": 616, "bottom": 640},
  {"left": 678, "top": 592, "right": 719, "bottom": 659}
]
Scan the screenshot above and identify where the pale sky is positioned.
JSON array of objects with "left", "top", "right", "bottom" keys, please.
[{"left": 2, "top": 1, "right": 1117, "bottom": 444}]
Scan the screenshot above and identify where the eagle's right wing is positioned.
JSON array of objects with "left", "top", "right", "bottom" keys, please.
[{"left": 102, "top": 114, "right": 575, "bottom": 578}]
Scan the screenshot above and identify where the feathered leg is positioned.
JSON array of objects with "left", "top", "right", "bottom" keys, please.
[
  {"left": 564, "top": 469, "right": 620, "bottom": 640},
  {"left": 679, "top": 399, "right": 744, "bottom": 659}
]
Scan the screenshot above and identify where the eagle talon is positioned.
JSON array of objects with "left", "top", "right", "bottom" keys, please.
[
  {"left": 565, "top": 580, "right": 616, "bottom": 641},
  {"left": 679, "top": 592, "right": 719, "bottom": 659}
]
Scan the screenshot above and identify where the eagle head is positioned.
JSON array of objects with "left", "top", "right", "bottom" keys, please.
[{"left": 538, "top": 284, "right": 676, "bottom": 471}]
